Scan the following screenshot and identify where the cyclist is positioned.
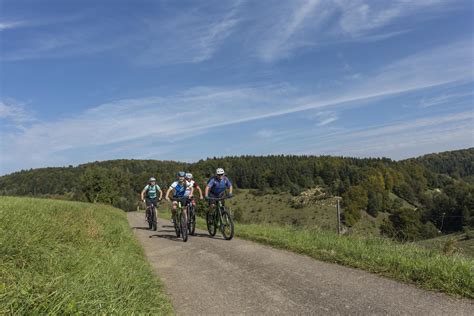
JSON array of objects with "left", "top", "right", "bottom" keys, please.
[
  {"left": 185, "top": 173, "right": 204, "bottom": 205},
  {"left": 165, "top": 171, "right": 193, "bottom": 223},
  {"left": 141, "top": 177, "right": 162, "bottom": 219},
  {"left": 205, "top": 168, "right": 233, "bottom": 213}
]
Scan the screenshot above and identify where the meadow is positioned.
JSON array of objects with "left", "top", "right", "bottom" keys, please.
[{"left": 0, "top": 197, "right": 173, "bottom": 314}]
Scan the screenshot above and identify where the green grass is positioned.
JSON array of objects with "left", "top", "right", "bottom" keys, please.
[
  {"left": 211, "top": 189, "right": 389, "bottom": 236},
  {"left": 226, "top": 189, "right": 339, "bottom": 229},
  {"left": 417, "top": 230, "right": 474, "bottom": 258},
  {"left": 0, "top": 196, "right": 173, "bottom": 314},
  {"left": 158, "top": 206, "right": 474, "bottom": 298}
]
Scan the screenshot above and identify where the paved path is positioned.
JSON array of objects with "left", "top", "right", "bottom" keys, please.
[{"left": 127, "top": 212, "right": 472, "bottom": 315}]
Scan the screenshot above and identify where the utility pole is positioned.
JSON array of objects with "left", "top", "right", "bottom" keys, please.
[
  {"left": 440, "top": 212, "right": 446, "bottom": 232},
  {"left": 336, "top": 198, "right": 341, "bottom": 235}
]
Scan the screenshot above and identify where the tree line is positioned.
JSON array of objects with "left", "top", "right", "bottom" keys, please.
[{"left": 1, "top": 148, "right": 473, "bottom": 241}]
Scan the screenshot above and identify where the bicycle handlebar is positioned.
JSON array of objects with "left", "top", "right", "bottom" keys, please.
[{"left": 170, "top": 197, "right": 190, "bottom": 203}]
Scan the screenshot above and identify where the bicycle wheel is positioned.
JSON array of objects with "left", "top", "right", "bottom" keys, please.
[
  {"left": 207, "top": 211, "right": 217, "bottom": 237},
  {"left": 220, "top": 208, "right": 234, "bottom": 240},
  {"left": 151, "top": 207, "right": 157, "bottom": 231},
  {"left": 180, "top": 211, "right": 188, "bottom": 242},
  {"left": 188, "top": 205, "right": 196, "bottom": 235},
  {"left": 146, "top": 208, "right": 153, "bottom": 230},
  {"left": 174, "top": 213, "right": 180, "bottom": 238}
]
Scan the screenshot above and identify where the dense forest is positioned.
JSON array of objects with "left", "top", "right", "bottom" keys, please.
[{"left": 1, "top": 148, "right": 473, "bottom": 241}]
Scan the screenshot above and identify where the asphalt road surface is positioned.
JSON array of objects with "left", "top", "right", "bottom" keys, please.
[{"left": 128, "top": 212, "right": 473, "bottom": 315}]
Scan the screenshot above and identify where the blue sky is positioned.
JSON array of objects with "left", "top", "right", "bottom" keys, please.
[{"left": 0, "top": 0, "right": 473, "bottom": 175}]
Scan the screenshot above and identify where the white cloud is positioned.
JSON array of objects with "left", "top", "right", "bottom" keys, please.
[
  {"left": 0, "top": 100, "right": 35, "bottom": 124},
  {"left": 0, "top": 20, "right": 25, "bottom": 31},
  {"left": 419, "top": 91, "right": 473, "bottom": 108},
  {"left": 256, "top": 129, "right": 275, "bottom": 138},
  {"left": 323, "top": 116, "right": 474, "bottom": 159},
  {"left": 257, "top": 0, "right": 322, "bottom": 62},
  {"left": 252, "top": 0, "right": 455, "bottom": 62},
  {"left": 135, "top": 1, "right": 241, "bottom": 65},
  {"left": 1, "top": 40, "right": 472, "bottom": 173},
  {"left": 0, "top": 1, "right": 462, "bottom": 64}
]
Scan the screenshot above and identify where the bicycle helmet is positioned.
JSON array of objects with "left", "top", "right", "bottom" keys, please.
[
  {"left": 185, "top": 173, "right": 193, "bottom": 179},
  {"left": 149, "top": 177, "right": 156, "bottom": 182},
  {"left": 177, "top": 171, "right": 186, "bottom": 177},
  {"left": 216, "top": 168, "right": 225, "bottom": 175}
]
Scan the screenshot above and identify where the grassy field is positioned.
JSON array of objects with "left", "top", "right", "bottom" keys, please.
[
  {"left": 197, "top": 189, "right": 390, "bottom": 236},
  {"left": 226, "top": 190, "right": 338, "bottom": 229},
  {"left": 0, "top": 197, "right": 173, "bottom": 314},
  {"left": 157, "top": 206, "right": 474, "bottom": 298},
  {"left": 417, "top": 230, "right": 474, "bottom": 258}
]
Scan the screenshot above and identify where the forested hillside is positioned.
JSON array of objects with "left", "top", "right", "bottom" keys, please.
[
  {"left": 413, "top": 148, "right": 474, "bottom": 184},
  {"left": 1, "top": 149, "right": 473, "bottom": 241}
]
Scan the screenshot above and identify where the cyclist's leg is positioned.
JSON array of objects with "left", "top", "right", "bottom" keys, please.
[
  {"left": 151, "top": 198, "right": 158, "bottom": 222},
  {"left": 145, "top": 198, "right": 152, "bottom": 217},
  {"left": 171, "top": 201, "right": 178, "bottom": 222},
  {"left": 183, "top": 199, "right": 189, "bottom": 223},
  {"left": 207, "top": 193, "right": 217, "bottom": 218}
]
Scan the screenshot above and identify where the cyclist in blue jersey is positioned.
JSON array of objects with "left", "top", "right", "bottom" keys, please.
[
  {"left": 165, "top": 171, "right": 194, "bottom": 223},
  {"left": 141, "top": 177, "right": 163, "bottom": 218},
  {"left": 205, "top": 168, "right": 233, "bottom": 213}
]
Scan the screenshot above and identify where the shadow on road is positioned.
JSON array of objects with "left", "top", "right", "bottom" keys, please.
[
  {"left": 150, "top": 234, "right": 182, "bottom": 242},
  {"left": 132, "top": 226, "right": 150, "bottom": 230},
  {"left": 192, "top": 232, "right": 212, "bottom": 238}
]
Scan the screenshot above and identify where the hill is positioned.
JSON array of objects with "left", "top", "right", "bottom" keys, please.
[
  {"left": 0, "top": 197, "right": 173, "bottom": 314},
  {"left": 1, "top": 149, "right": 473, "bottom": 241},
  {"left": 413, "top": 147, "right": 474, "bottom": 184}
]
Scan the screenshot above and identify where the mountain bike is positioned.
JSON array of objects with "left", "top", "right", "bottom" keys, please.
[
  {"left": 187, "top": 198, "right": 196, "bottom": 236},
  {"left": 145, "top": 199, "right": 159, "bottom": 231},
  {"left": 206, "top": 196, "right": 234, "bottom": 240},
  {"left": 171, "top": 197, "right": 188, "bottom": 242}
]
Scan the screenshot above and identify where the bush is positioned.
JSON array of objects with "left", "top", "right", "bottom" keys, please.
[
  {"left": 382, "top": 208, "right": 425, "bottom": 241},
  {"left": 342, "top": 206, "right": 361, "bottom": 227},
  {"left": 289, "top": 183, "right": 302, "bottom": 196}
]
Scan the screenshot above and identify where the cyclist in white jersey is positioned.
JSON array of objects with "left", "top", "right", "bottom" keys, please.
[{"left": 165, "top": 171, "right": 193, "bottom": 223}]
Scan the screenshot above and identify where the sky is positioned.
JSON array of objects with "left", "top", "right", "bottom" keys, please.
[{"left": 0, "top": 0, "right": 473, "bottom": 175}]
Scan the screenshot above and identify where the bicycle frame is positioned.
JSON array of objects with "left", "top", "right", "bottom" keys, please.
[
  {"left": 206, "top": 196, "right": 234, "bottom": 240},
  {"left": 171, "top": 197, "right": 189, "bottom": 241}
]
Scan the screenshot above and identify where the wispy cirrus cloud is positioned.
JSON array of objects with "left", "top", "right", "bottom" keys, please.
[
  {"left": 1, "top": 1, "right": 459, "bottom": 64},
  {"left": 250, "top": 0, "right": 457, "bottom": 62},
  {"left": 0, "top": 20, "right": 25, "bottom": 31},
  {"left": 419, "top": 91, "right": 474, "bottom": 108},
  {"left": 0, "top": 15, "right": 132, "bottom": 61},
  {"left": 321, "top": 112, "right": 474, "bottom": 159},
  {"left": 1, "top": 39, "right": 472, "bottom": 174},
  {"left": 0, "top": 100, "right": 35, "bottom": 125},
  {"left": 133, "top": 1, "right": 243, "bottom": 65}
]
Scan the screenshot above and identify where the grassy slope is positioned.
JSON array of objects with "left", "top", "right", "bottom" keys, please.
[
  {"left": 214, "top": 189, "right": 390, "bottom": 236},
  {"left": 0, "top": 197, "right": 173, "bottom": 314},
  {"left": 226, "top": 190, "right": 337, "bottom": 229},
  {"left": 417, "top": 230, "right": 474, "bottom": 258},
  {"left": 157, "top": 206, "right": 474, "bottom": 298}
]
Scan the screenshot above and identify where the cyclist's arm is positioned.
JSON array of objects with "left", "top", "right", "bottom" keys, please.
[
  {"left": 141, "top": 187, "right": 147, "bottom": 201},
  {"left": 189, "top": 187, "right": 194, "bottom": 197},
  {"left": 226, "top": 179, "right": 233, "bottom": 195},
  {"left": 204, "top": 185, "right": 210, "bottom": 197},
  {"left": 196, "top": 185, "right": 203, "bottom": 199},
  {"left": 165, "top": 187, "right": 173, "bottom": 201},
  {"left": 158, "top": 188, "right": 163, "bottom": 200}
]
